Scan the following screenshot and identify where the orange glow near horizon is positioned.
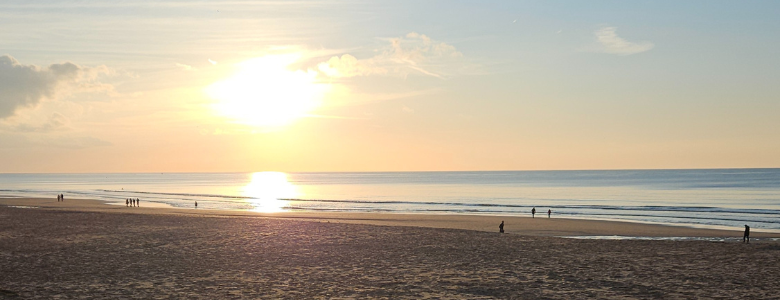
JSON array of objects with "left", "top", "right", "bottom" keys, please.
[
  {"left": 206, "top": 54, "right": 330, "bottom": 127},
  {"left": 243, "top": 171, "right": 297, "bottom": 213}
]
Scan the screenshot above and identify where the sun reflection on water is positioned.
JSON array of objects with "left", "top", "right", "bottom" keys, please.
[{"left": 243, "top": 172, "right": 297, "bottom": 213}]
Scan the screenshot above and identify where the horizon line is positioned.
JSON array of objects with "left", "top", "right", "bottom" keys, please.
[{"left": 2, "top": 166, "right": 780, "bottom": 175}]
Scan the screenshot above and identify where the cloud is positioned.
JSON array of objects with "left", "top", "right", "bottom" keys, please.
[
  {"left": 0, "top": 133, "right": 111, "bottom": 149},
  {"left": 175, "top": 63, "right": 196, "bottom": 71},
  {"left": 318, "top": 54, "right": 386, "bottom": 77},
  {"left": 11, "top": 113, "right": 69, "bottom": 132},
  {"left": 0, "top": 55, "right": 113, "bottom": 119},
  {"left": 593, "top": 27, "right": 654, "bottom": 55},
  {"left": 317, "top": 32, "right": 466, "bottom": 79}
]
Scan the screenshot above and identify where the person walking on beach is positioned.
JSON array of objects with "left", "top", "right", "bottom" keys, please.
[
  {"left": 136, "top": 199, "right": 140, "bottom": 207},
  {"left": 532, "top": 207, "right": 536, "bottom": 218},
  {"left": 126, "top": 199, "right": 129, "bottom": 207},
  {"left": 499, "top": 221, "right": 504, "bottom": 233},
  {"left": 743, "top": 225, "right": 750, "bottom": 244},
  {"left": 547, "top": 209, "right": 551, "bottom": 218},
  {"left": 195, "top": 201, "right": 198, "bottom": 208}
]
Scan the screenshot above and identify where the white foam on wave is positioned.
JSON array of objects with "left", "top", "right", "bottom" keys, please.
[{"left": 559, "top": 236, "right": 780, "bottom": 242}]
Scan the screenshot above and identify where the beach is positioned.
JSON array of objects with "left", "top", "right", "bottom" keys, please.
[{"left": 2, "top": 197, "right": 780, "bottom": 298}]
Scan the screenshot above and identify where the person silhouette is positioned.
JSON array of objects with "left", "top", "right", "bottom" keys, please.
[
  {"left": 499, "top": 221, "right": 504, "bottom": 233},
  {"left": 532, "top": 207, "right": 536, "bottom": 218},
  {"left": 743, "top": 225, "right": 750, "bottom": 244},
  {"left": 547, "top": 209, "right": 551, "bottom": 218},
  {"left": 136, "top": 199, "right": 140, "bottom": 207},
  {"left": 126, "top": 199, "right": 129, "bottom": 207},
  {"left": 195, "top": 201, "right": 198, "bottom": 208}
]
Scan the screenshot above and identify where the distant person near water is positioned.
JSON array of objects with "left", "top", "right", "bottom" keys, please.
[
  {"left": 548, "top": 209, "right": 551, "bottom": 218},
  {"left": 531, "top": 207, "right": 536, "bottom": 218},
  {"left": 743, "top": 225, "right": 750, "bottom": 244},
  {"left": 126, "top": 199, "right": 129, "bottom": 207},
  {"left": 136, "top": 199, "right": 140, "bottom": 207},
  {"left": 195, "top": 201, "right": 198, "bottom": 208},
  {"left": 499, "top": 221, "right": 504, "bottom": 233}
]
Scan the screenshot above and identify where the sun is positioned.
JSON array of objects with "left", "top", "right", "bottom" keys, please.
[{"left": 206, "top": 53, "right": 329, "bottom": 127}]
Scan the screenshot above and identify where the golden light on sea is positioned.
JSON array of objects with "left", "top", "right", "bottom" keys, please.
[
  {"left": 206, "top": 53, "right": 330, "bottom": 127},
  {"left": 242, "top": 171, "right": 297, "bottom": 213}
]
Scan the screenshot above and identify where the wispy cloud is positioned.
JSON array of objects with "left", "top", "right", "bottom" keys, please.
[
  {"left": 317, "top": 32, "right": 469, "bottom": 79},
  {"left": 175, "top": 63, "right": 196, "bottom": 71},
  {"left": 0, "top": 1, "right": 344, "bottom": 9},
  {"left": 0, "top": 133, "right": 111, "bottom": 149},
  {"left": 11, "top": 112, "right": 69, "bottom": 133},
  {"left": 318, "top": 54, "right": 386, "bottom": 77},
  {"left": 593, "top": 26, "right": 654, "bottom": 55},
  {"left": 0, "top": 55, "right": 114, "bottom": 119}
]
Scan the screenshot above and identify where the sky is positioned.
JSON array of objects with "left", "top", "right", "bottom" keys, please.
[{"left": 1, "top": 0, "right": 779, "bottom": 173}]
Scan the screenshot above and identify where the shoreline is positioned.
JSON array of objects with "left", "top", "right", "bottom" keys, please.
[{"left": 2, "top": 197, "right": 778, "bottom": 238}]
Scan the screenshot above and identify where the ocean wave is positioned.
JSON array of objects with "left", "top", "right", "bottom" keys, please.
[{"left": 42, "top": 189, "right": 772, "bottom": 217}]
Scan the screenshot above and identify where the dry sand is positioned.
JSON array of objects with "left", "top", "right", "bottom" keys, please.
[{"left": 1, "top": 197, "right": 779, "bottom": 298}]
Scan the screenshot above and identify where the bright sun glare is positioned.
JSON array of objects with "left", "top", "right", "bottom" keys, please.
[
  {"left": 206, "top": 54, "right": 329, "bottom": 127},
  {"left": 243, "top": 171, "right": 298, "bottom": 213}
]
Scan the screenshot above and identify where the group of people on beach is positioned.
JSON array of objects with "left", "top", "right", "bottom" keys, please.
[
  {"left": 126, "top": 198, "right": 140, "bottom": 207},
  {"left": 56, "top": 194, "right": 65, "bottom": 202},
  {"left": 531, "top": 207, "right": 552, "bottom": 218},
  {"left": 500, "top": 208, "right": 755, "bottom": 245},
  {"left": 498, "top": 207, "right": 554, "bottom": 233}
]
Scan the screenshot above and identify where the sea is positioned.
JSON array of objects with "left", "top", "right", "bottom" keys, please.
[{"left": 1, "top": 169, "right": 779, "bottom": 233}]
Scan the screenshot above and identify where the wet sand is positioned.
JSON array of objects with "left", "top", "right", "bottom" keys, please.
[
  {"left": 3, "top": 197, "right": 778, "bottom": 238},
  {"left": 1, "top": 198, "right": 779, "bottom": 298}
]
